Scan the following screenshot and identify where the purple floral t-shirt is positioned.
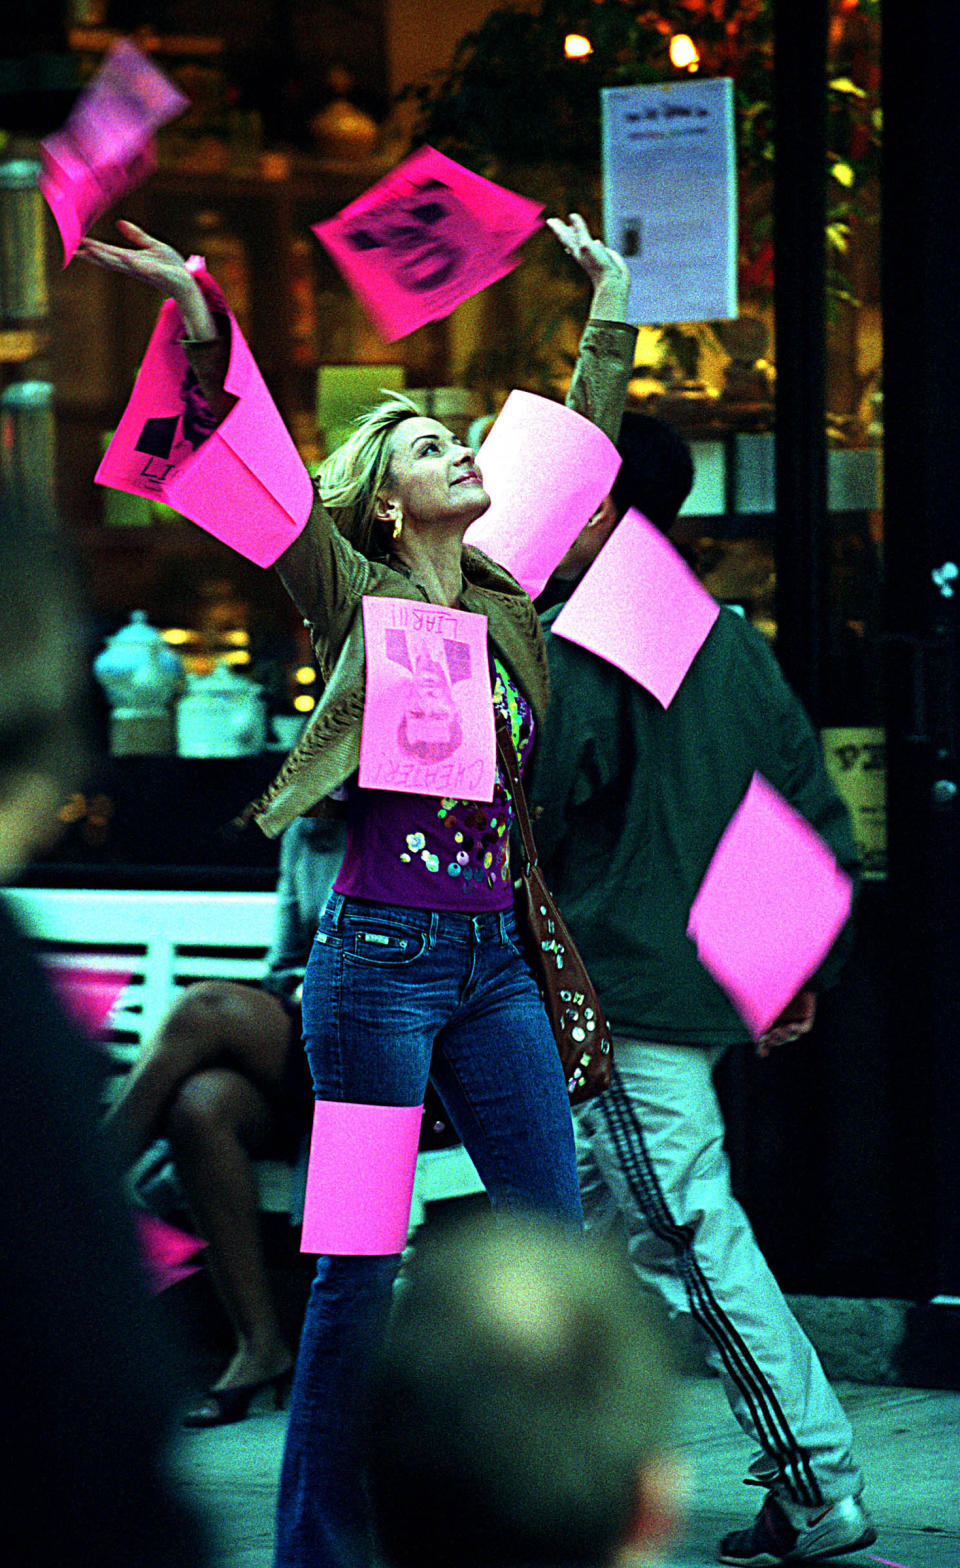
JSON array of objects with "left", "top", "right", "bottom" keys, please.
[{"left": 334, "top": 658, "right": 533, "bottom": 911}]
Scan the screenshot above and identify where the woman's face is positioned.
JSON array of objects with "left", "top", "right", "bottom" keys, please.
[{"left": 383, "top": 417, "right": 490, "bottom": 530}]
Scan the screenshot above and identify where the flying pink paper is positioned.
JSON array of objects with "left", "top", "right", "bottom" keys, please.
[
  {"left": 47, "top": 963, "right": 131, "bottom": 1039},
  {"left": 552, "top": 508, "right": 719, "bottom": 705},
  {"left": 300, "top": 1099, "right": 423, "bottom": 1256},
  {"left": 39, "top": 39, "right": 188, "bottom": 264},
  {"left": 687, "top": 773, "right": 853, "bottom": 1039},
  {"left": 358, "top": 597, "right": 496, "bottom": 801},
  {"left": 464, "top": 391, "right": 622, "bottom": 599},
  {"left": 136, "top": 1213, "right": 207, "bottom": 1294},
  {"left": 312, "top": 146, "right": 543, "bottom": 341},
  {"left": 96, "top": 262, "right": 313, "bottom": 566}
]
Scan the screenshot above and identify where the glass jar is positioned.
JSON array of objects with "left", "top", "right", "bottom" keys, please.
[
  {"left": 0, "top": 160, "right": 48, "bottom": 322},
  {"left": 0, "top": 380, "right": 55, "bottom": 528}
]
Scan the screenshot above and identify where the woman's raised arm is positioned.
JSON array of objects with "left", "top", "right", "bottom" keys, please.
[
  {"left": 547, "top": 211, "right": 631, "bottom": 324},
  {"left": 548, "top": 213, "right": 636, "bottom": 442},
  {"left": 77, "top": 218, "right": 359, "bottom": 644}
]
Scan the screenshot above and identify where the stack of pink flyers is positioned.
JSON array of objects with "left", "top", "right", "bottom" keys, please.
[{"left": 96, "top": 262, "right": 314, "bottom": 567}]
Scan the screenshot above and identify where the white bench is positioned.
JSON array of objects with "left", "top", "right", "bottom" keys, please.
[{"left": 6, "top": 886, "right": 483, "bottom": 1224}]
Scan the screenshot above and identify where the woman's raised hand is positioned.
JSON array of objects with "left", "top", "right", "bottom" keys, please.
[
  {"left": 77, "top": 220, "right": 218, "bottom": 341},
  {"left": 547, "top": 211, "right": 631, "bottom": 322}
]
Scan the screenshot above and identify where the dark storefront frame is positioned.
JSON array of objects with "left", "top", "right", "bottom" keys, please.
[{"left": 716, "top": 1, "right": 959, "bottom": 1384}]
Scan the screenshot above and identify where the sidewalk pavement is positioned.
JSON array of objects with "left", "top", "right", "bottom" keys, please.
[{"left": 173, "top": 1375, "right": 960, "bottom": 1568}]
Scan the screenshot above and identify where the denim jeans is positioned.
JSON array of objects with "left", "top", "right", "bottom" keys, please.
[{"left": 275, "top": 894, "right": 582, "bottom": 1568}]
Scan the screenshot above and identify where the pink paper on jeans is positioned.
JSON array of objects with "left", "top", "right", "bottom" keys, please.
[
  {"left": 312, "top": 146, "right": 543, "bottom": 341},
  {"left": 552, "top": 508, "right": 719, "bottom": 706},
  {"left": 96, "top": 263, "right": 313, "bottom": 566},
  {"left": 358, "top": 597, "right": 496, "bottom": 801},
  {"left": 464, "top": 391, "right": 622, "bottom": 599},
  {"left": 136, "top": 1213, "right": 207, "bottom": 1294},
  {"left": 39, "top": 39, "right": 188, "bottom": 263},
  {"left": 47, "top": 964, "right": 131, "bottom": 1040},
  {"left": 687, "top": 773, "right": 853, "bottom": 1039},
  {"left": 300, "top": 1100, "right": 423, "bottom": 1256}
]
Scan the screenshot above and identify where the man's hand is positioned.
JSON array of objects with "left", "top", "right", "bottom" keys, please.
[
  {"left": 547, "top": 211, "right": 631, "bottom": 323},
  {"left": 755, "top": 990, "right": 817, "bottom": 1058},
  {"left": 78, "top": 220, "right": 218, "bottom": 341}
]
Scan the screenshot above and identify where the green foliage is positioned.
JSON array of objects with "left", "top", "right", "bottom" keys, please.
[
  {"left": 404, "top": 1, "right": 880, "bottom": 397},
  {"left": 407, "top": 0, "right": 880, "bottom": 273},
  {"left": 408, "top": 2, "right": 773, "bottom": 179}
]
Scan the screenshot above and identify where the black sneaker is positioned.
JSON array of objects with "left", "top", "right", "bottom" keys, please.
[{"left": 717, "top": 1493, "right": 877, "bottom": 1564}]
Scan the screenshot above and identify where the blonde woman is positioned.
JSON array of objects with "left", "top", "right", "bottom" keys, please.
[{"left": 80, "top": 211, "right": 636, "bottom": 1568}]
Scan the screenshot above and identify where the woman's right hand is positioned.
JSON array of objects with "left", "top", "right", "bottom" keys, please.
[
  {"left": 77, "top": 220, "right": 218, "bottom": 341},
  {"left": 547, "top": 212, "right": 630, "bottom": 324}
]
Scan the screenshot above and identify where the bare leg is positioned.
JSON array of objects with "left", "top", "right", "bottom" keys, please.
[
  {"left": 165, "top": 1065, "right": 295, "bottom": 1393},
  {"left": 104, "top": 982, "right": 301, "bottom": 1403},
  {"left": 104, "top": 981, "right": 293, "bottom": 1166}
]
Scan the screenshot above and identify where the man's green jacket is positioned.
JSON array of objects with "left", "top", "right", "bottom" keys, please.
[{"left": 528, "top": 603, "right": 860, "bottom": 1046}]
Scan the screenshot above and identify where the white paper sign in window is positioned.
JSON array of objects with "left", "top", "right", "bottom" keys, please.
[{"left": 601, "top": 77, "right": 738, "bottom": 326}]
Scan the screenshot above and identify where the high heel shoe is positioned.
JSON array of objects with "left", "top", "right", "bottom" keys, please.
[{"left": 183, "top": 1368, "right": 293, "bottom": 1428}]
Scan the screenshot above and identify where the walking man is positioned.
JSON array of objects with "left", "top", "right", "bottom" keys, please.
[{"left": 529, "top": 412, "right": 876, "bottom": 1566}]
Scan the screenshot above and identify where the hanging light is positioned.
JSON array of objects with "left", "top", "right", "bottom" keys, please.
[
  {"left": 564, "top": 33, "right": 593, "bottom": 59},
  {"left": 669, "top": 33, "right": 701, "bottom": 72}
]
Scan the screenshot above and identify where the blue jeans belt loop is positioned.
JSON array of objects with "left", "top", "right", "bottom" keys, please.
[
  {"left": 327, "top": 891, "right": 346, "bottom": 930},
  {"left": 428, "top": 909, "right": 440, "bottom": 947}
]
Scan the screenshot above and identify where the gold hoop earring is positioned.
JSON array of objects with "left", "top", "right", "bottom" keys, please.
[{"left": 392, "top": 515, "right": 403, "bottom": 541}]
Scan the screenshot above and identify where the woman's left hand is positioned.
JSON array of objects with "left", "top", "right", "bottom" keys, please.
[
  {"left": 77, "top": 220, "right": 218, "bottom": 341},
  {"left": 755, "top": 989, "right": 817, "bottom": 1058},
  {"left": 547, "top": 212, "right": 631, "bottom": 321}
]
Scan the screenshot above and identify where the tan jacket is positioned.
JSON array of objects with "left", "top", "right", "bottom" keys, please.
[{"left": 189, "top": 320, "right": 637, "bottom": 838}]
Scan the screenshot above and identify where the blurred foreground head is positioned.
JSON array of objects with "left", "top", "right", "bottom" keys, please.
[
  {"left": 367, "top": 1212, "right": 682, "bottom": 1568},
  {"left": 0, "top": 510, "right": 88, "bottom": 881}
]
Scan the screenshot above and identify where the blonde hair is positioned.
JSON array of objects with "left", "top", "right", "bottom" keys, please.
[{"left": 318, "top": 391, "right": 423, "bottom": 556}]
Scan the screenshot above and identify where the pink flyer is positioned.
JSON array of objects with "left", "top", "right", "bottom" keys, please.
[
  {"left": 358, "top": 596, "right": 496, "bottom": 801},
  {"left": 136, "top": 1213, "right": 207, "bottom": 1294},
  {"left": 96, "top": 262, "right": 314, "bottom": 567},
  {"left": 312, "top": 146, "right": 543, "bottom": 341},
  {"left": 300, "top": 1099, "right": 423, "bottom": 1256},
  {"left": 552, "top": 508, "right": 719, "bottom": 705},
  {"left": 464, "top": 391, "right": 622, "bottom": 599},
  {"left": 687, "top": 773, "right": 854, "bottom": 1039},
  {"left": 46, "top": 963, "right": 131, "bottom": 1040},
  {"left": 39, "top": 39, "right": 188, "bottom": 264}
]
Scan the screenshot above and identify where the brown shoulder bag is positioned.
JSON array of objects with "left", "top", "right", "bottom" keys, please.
[{"left": 495, "top": 714, "right": 613, "bottom": 1105}]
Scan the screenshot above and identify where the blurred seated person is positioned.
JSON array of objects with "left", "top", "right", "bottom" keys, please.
[
  {"left": 365, "top": 1211, "right": 683, "bottom": 1568},
  {"left": 105, "top": 814, "right": 345, "bottom": 1426},
  {"left": 0, "top": 512, "right": 207, "bottom": 1564}
]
